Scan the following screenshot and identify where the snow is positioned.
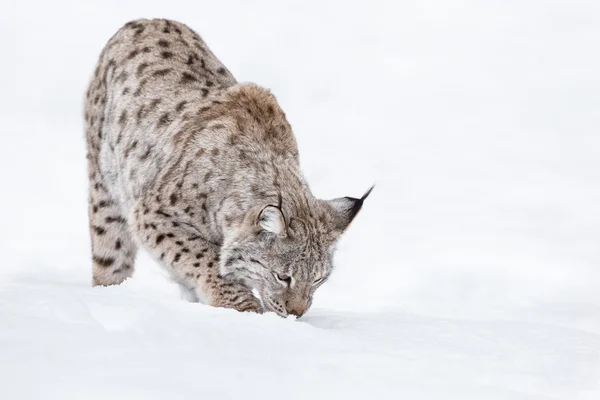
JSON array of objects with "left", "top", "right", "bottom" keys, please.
[{"left": 1, "top": 0, "right": 599, "bottom": 398}]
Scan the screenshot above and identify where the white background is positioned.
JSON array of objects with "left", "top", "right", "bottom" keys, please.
[{"left": 1, "top": 1, "right": 599, "bottom": 399}]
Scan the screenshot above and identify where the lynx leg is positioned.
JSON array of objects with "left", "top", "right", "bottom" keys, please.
[
  {"left": 202, "top": 277, "right": 263, "bottom": 314},
  {"left": 131, "top": 198, "right": 262, "bottom": 313},
  {"left": 88, "top": 180, "right": 137, "bottom": 286},
  {"left": 189, "top": 244, "right": 263, "bottom": 313}
]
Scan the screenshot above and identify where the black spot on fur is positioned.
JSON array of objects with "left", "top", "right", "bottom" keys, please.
[
  {"left": 118, "top": 110, "right": 127, "bottom": 126},
  {"left": 158, "top": 113, "right": 171, "bottom": 126},
  {"left": 93, "top": 226, "right": 106, "bottom": 235},
  {"left": 127, "top": 49, "right": 139, "bottom": 60},
  {"left": 180, "top": 72, "right": 197, "bottom": 84},
  {"left": 156, "top": 234, "right": 165, "bottom": 244},
  {"left": 193, "top": 263, "right": 200, "bottom": 268},
  {"left": 152, "top": 68, "right": 172, "bottom": 77},
  {"left": 176, "top": 101, "right": 187, "bottom": 112},
  {"left": 133, "top": 25, "right": 145, "bottom": 36},
  {"left": 201, "top": 88, "right": 209, "bottom": 97},
  {"left": 140, "top": 146, "right": 151, "bottom": 160},
  {"left": 149, "top": 98, "right": 161, "bottom": 110},
  {"left": 115, "top": 239, "right": 122, "bottom": 250},
  {"left": 94, "top": 184, "right": 108, "bottom": 194},
  {"left": 93, "top": 256, "right": 114, "bottom": 267},
  {"left": 173, "top": 253, "right": 181, "bottom": 263},
  {"left": 125, "top": 140, "right": 138, "bottom": 158},
  {"left": 105, "top": 216, "right": 126, "bottom": 224},
  {"left": 158, "top": 39, "right": 170, "bottom": 47},
  {"left": 161, "top": 51, "right": 173, "bottom": 59},
  {"left": 217, "top": 67, "right": 226, "bottom": 75}
]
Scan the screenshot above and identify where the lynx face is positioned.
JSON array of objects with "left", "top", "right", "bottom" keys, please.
[{"left": 221, "top": 190, "right": 372, "bottom": 317}]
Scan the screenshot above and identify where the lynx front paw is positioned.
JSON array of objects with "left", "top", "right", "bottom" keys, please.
[
  {"left": 211, "top": 286, "right": 263, "bottom": 314},
  {"left": 231, "top": 297, "right": 263, "bottom": 314}
]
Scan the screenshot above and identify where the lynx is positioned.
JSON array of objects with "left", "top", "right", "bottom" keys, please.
[{"left": 84, "top": 19, "right": 371, "bottom": 317}]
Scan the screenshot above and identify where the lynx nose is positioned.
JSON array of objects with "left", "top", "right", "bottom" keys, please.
[{"left": 285, "top": 300, "right": 308, "bottom": 318}]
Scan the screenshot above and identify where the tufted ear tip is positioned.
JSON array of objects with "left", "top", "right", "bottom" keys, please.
[
  {"left": 361, "top": 185, "right": 375, "bottom": 201},
  {"left": 325, "top": 185, "right": 374, "bottom": 233},
  {"left": 347, "top": 184, "right": 375, "bottom": 220}
]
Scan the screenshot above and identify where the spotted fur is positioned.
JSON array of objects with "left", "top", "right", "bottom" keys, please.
[{"left": 85, "top": 19, "right": 370, "bottom": 317}]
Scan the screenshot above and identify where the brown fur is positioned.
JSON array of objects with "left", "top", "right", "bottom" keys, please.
[{"left": 85, "top": 19, "right": 369, "bottom": 317}]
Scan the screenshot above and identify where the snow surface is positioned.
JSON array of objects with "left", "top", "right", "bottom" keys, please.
[{"left": 1, "top": 0, "right": 599, "bottom": 398}]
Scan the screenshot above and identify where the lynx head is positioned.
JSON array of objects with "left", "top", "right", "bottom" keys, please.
[{"left": 220, "top": 187, "right": 373, "bottom": 317}]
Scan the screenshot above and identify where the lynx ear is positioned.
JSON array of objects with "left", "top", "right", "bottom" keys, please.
[
  {"left": 325, "top": 186, "right": 374, "bottom": 233},
  {"left": 257, "top": 205, "right": 286, "bottom": 236}
]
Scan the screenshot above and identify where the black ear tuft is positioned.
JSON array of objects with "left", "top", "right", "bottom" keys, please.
[
  {"left": 326, "top": 185, "right": 374, "bottom": 233},
  {"left": 345, "top": 185, "right": 375, "bottom": 221},
  {"left": 361, "top": 185, "right": 375, "bottom": 201}
]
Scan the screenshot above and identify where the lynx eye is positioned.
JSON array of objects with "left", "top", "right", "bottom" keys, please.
[{"left": 274, "top": 272, "right": 292, "bottom": 287}]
